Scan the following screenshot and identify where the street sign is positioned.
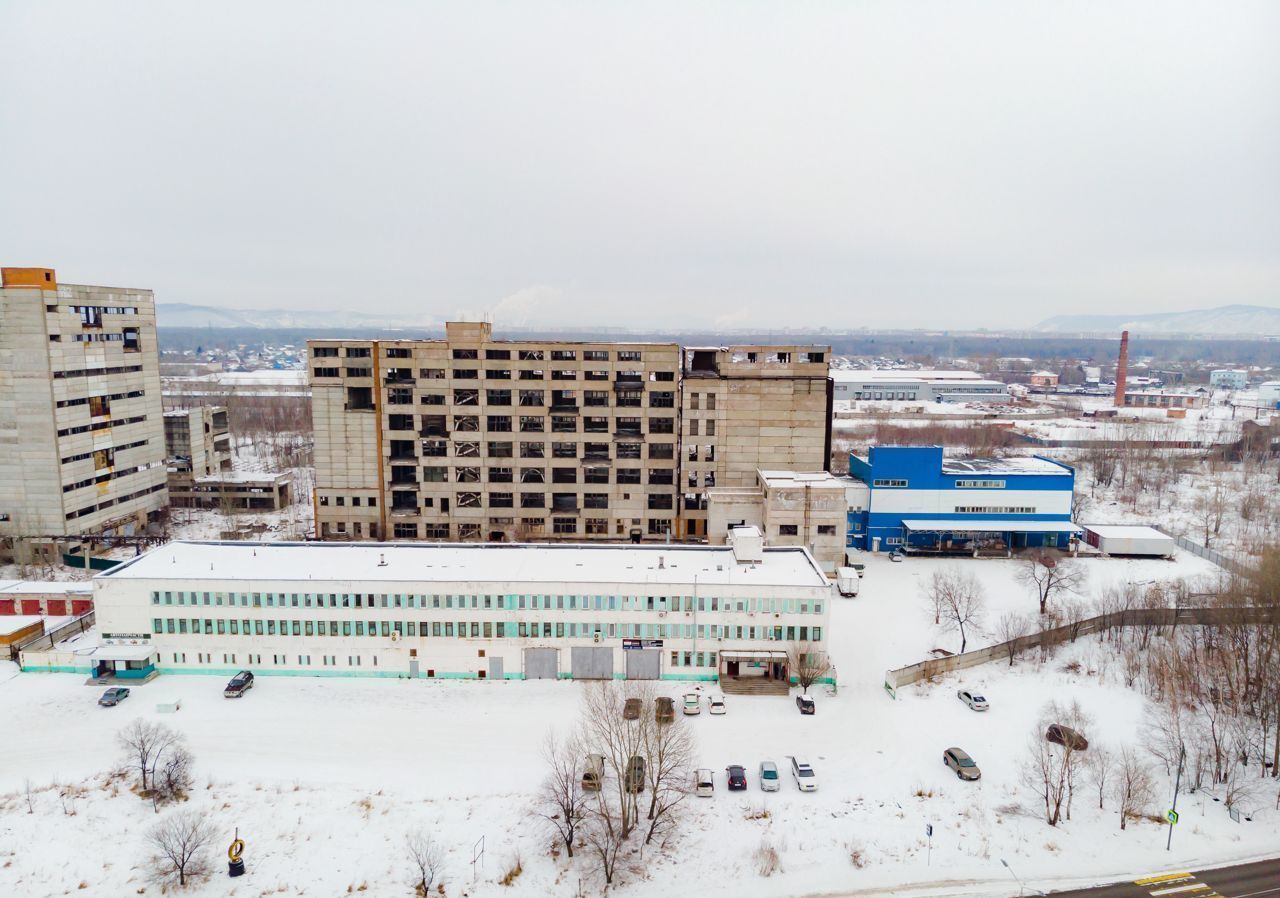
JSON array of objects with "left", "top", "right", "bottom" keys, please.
[
  {"left": 925, "top": 824, "right": 933, "bottom": 837},
  {"left": 1166, "top": 809, "right": 1179, "bottom": 825}
]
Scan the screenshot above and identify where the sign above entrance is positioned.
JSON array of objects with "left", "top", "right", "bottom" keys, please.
[{"left": 622, "top": 638, "right": 663, "bottom": 650}]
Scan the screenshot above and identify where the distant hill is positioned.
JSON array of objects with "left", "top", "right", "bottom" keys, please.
[
  {"left": 157, "top": 303, "right": 442, "bottom": 330},
  {"left": 1034, "top": 304, "right": 1280, "bottom": 336}
]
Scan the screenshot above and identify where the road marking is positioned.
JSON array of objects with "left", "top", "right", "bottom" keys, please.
[
  {"left": 1150, "top": 886, "right": 1210, "bottom": 897},
  {"left": 1137, "top": 875, "right": 1196, "bottom": 887},
  {"left": 1221, "top": 889, "right": 1280, "bottom": 898}
]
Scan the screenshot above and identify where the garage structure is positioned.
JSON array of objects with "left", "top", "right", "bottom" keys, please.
[
  {"left": 624, "top": 646, "right": 661, "bottom": 679},
  {"left": 1083, "top": 524, "right": 1176, "bottom": 558}
]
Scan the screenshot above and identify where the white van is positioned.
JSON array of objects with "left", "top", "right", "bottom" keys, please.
[
  {"left": 836, "top": 567, "right": 860, "bottom": 597},
  {"left": 695, "top": 768, "right": 714, "bottom": 797}
]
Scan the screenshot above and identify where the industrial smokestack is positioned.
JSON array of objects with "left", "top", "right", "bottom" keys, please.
[{"left": 1114, "top": 330, "right": 1129, "bottom": 407}]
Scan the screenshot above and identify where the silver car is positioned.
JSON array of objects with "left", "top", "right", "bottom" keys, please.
[
  {"left": 957, "top": 689, "right": 989, "bottom": 711},
  {"left": 759, "top": 760, "right": 780, "bottom": 792}
]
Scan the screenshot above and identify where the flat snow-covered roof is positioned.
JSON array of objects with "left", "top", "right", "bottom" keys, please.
[
  {"left": 902, "top": 520, "right": 1082, "bottom": 533},
  {"left": 831, "top": 369, "right": 983, "bottom": 383},
  {"left": 98, "top": 541, "right": 830, "bottom": 589},
  {"left": 0, "top": 580, "right": 92, "bottom": 594},
  {"left": 941, "top": 457, "right": 1069, "bottom": 476},
  {"left": 1082, "top": 524, "right": 1171, "bottom": 540}
]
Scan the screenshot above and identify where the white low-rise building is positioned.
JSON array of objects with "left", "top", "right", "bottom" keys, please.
[
  {"left": 831, "top": 369, "right": 1009, "bottom": 403},
  {"left": 82, "top": 540, "right": 832, "bottom": 686}
]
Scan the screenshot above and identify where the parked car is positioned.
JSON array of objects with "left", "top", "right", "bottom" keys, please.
[
  {"left": 725, "top": 764, "right": 748, "bottom": 791},
  {"left": 758, "top": 760, "right": 780, "bottom": 792},
  {"left": 836, "top": 567, "right": 861, "bottom": 597},
  {"left": 654, "top": 696, "right": 675, "bottom": 723},
  {"left": 957, "top": 689, "right": 989, "bottom": 712},
  {"left": 682, "top": 693, "right": 701, "bottom": 715},
  {"left": 795, "top": 694, "right": 815, "bottom": 715},
  {"left": 695, "top": 768, "right": 714, "bottom": 797},
  {"left": 98, "top": 687, "right": 130, "bottom": 707},
  {"left": 889, "top": 549, "right": 905, "bottom": 562},
  {"left": 1046, "top": 724, "right": 1089, "bottom": 751},
  {"left": 623, "top": 697, "right": 642, "bottom": 720},
  {"left": 791, "top": 757, "right": 817, "bottom": 792},
  {"left": 943, "top": 747, "right": 982, "bottom": 781},
  {"left": 581, "top": 753, "right": 605, "bottom": 791},
  {"left": 625, "top": 755, "right": 646, "bottom": 793},
  {"left": 224, "top": 670, "right": 254, "bottom": 698},
  {"left": 708, "top": 695, "right": 726, "bottom": 715}
]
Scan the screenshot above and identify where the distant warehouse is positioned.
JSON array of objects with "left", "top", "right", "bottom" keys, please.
[
  {"left": 38, "top": 537, "right": 832, "bottom": 686},
  {"left": 831, "top": 369, "right": 1009, "bottom": 403},
  {"left": 845, "top": 446, "right": 1079, "bottom": 553}
]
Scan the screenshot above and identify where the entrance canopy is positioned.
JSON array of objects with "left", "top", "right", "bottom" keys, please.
[
  {"left": 901, "top": 520, "right": 1082, "bottom": 534},
  {"left": 89, "top": 644, "right": 157, "bottom": 662},
  {"left": 719, "top": 650, "right": 788, "bottom": 662}
]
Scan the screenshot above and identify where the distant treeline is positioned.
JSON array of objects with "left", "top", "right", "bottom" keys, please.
[{"left": 156, "top": 326, "right": 1280, "bottom": 367}]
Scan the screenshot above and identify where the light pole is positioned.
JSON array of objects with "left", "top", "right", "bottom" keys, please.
[
  {"left": 1000, "top": 859, "right": 1045, "bottom": 898},
  {"left": 1001, "top": 858, "right": 1024, "bottom": 897}
]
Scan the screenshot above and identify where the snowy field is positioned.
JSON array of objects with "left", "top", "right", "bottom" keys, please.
[{"left": 3, "top": 551, "right": 1275, "bottom": 898}]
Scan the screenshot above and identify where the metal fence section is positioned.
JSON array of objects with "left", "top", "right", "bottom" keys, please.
[
  {"left": 883, "top": 605, "right": 1270, "bottom": 697},
  {"left": 1161, "top": 531, "right": 1252, "bottom": 578}
]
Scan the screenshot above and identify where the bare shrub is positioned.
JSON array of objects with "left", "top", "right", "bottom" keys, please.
[
  {"left": 753, "top": 837, "right": 780, "bottom": 877},
  {"left": 1113, "top": 746, "right": 1155, "bottom": 830},
  {"left": 847, "top": 839, "right": 867, "bottom": 868},
  {"left": 499, "top": 853, "right": 523, "bottom": 886},
  {"left": 405, "top": 828, "right": 445, "bottom": 896},
  {"left": 537, "top": 731, "right": 588, "bottom": 859}
]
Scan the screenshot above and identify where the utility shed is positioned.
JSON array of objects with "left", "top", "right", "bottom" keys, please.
[{"left": 1083, "top": 525, "right": 1175, "bottom": 558}]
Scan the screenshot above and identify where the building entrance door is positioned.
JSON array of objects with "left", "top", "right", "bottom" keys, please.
[
  {"left": 489, "top": 656, "right": 504, "bottom": 680},
  {"left": 409, "top": 659, "right": 419, "bottom": 678}
]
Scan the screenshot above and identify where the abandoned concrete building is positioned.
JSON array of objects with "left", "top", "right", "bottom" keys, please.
[{"left": 164, "top": 406, "right": 291, "bottom": 512}]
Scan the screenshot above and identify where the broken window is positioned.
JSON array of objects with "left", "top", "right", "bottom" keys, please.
[
  {"left": 520, "top": 468, "right": 545, "bottom": 484},
  {"left": 421, "top": 439, "right": 447, "bottom": 457},
  {"left": 520, "top": 492, "right": 546, "bottom": 508},
  {"left": 453, "top": 415, "right": 479, "bottom": 432},
  {"left": 487, "top": 415, "right": 512, "bottom": 432},
  {"left": 486, "top": 389, "right": 511, "bottom": 405},
  {"left": 455, "top": 441, "right": 480, "bottom": 457},
  {"left": 519, "top": 416, "right": 544, "bottom": 432},
  {"left": 519, "top": 442, "right": 544, "bottom": 458},
  {"left": 422, "top": 467, "right": 447, "bottom": 482},
  {"left": 487, "top": 441, "right": 513, "bottom": 458},
  {"left": 454, "top": 389, "right": 479, "bottom": 405},
  {"left": 517, "top": 349, "right": 544, "bottom": 361},
  {"left": 457, "top": 492, "right": 482, "bottom": 508},
  {"left": 488, "top": 467, "right": 513, "bottom": 483},
  {"left": 456, "top": 467, "right": 481, "bottom": 483},
  {"left": 490, "top": 492, "right": 514, "bottom": 507},
  {"left": 552, "top": 468, "right": 577, "bottom": 483},
  {"left": 552, "top": 442, "right": 577, "bottom": 459}
]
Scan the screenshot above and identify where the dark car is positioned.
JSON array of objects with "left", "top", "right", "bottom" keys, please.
[
  {"left": 224, "top": 670, "right": 255, "bottom": 698},
  {"left": 796, "top": 694, "right": 816, "bottom": 715},
  {"left": 98, "top": 687, "right": 130, "bottom": 707},
  {"left": 623, "top": 697, "right": 642, "bottom": 720},
  {"left": 654, "top": 696, "right": 675, "bottom": 723},
  {"left": 625, "top": 755, "right": 646, "bottom": 793},
  {"left": 1046, "top": 724, "right": 1088, "bottom": 751},
  {"left": 725, "top": 764, "right": 748, "bottom": 791}
]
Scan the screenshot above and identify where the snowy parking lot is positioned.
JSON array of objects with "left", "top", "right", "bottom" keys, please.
[{"left": 1, "top": 551, "right": 1275, "bottom": 897}]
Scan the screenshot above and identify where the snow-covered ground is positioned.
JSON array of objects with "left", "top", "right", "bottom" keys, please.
[{"left": 3, "top": 551, "right": 1274, "bottom": 898}]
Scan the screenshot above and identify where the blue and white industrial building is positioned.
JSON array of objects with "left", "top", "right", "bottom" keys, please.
[{"left": 845, "top": 446, "right": 1080, "bottom": 553}]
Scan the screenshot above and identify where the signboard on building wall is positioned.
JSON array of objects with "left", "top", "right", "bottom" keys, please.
[
  {"left": 622, "top": 639, "right": 664, "bottom": 650},
  {"left": 103, "top": 633, "right": 151, "bottom": 645}
]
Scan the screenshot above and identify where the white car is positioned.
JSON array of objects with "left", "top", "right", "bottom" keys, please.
[
  {"left": 759, "top": 760, "right": 780, "bottom": 792},
  {"left": 708, "top": 695, "right": 726, "bottom": 715},
  {"left": 694, "top": 768, "right": 714, "bottom": 797},
  {"left": 682, "top": 693, "right": 701, "bottom": 716},
  {"left": 957, "top": 689, "right": 989, "bottom": 712},
  {"left": 791, "top": 757, "right": 817, "bottom": 792}
]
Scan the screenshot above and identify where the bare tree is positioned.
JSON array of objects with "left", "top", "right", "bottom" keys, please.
[
  {"left": 152, "top": 744, "right": 195, "bottom": 808},
  {"left": 1113, "top": 746, "right": 1155, "bottom": 830},
  {"left": 146, "top": 809, "right": 214, "bottom": 887},
  {"left": 994, "top": 611, "right": 1031, "bottom": 666},
  {"left": 1019, "top": 553, "right": 1086, "bottom": 615},
  {"left": 405, "top": 828, "right": 446, "bottom": 896},
  {"left": 642, "top": 706, "right": 696, "bottom": 844},
  {"left": 118, "top": 720, "right": 183, "bottom": 794},
  {"left": 537, "top": 731, "right": 589, "bottom": 859},
  {"left": 582, "top": 785, "right": 628, "bottom": 887},
  {"left": 922, "top": 568, "right": 986, "bottom": 653},
  {"left": 787, "top": 642, "right": 831, "bottom": 692},
  {"left": 580, "top": 681, "right": 650, "bottom": 838},
  {"left": 1086, "top": 745, "right": 1114, "bottom": 810},
  {"left": 1021, "top": 700, "right": 1091, "bottom": 826}
]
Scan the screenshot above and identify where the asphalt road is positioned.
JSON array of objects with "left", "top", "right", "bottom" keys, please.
[{"left": 1050, "top": 859, "right": 1280, "bottom": 898}]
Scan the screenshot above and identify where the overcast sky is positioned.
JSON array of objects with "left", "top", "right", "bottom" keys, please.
[{"left": 2, "top": 1, "right": 1277, "bottom": 330}]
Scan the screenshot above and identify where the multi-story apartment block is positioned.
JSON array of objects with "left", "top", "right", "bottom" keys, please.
[
  {"left": 0, "top": 267, "right": 167, "bottom": 559},
  {"left": 310, "top": 324, "right": 831, "bottom": 543},
  {"left": 680, "top": 346, "right": 832, "bottom": 537}
]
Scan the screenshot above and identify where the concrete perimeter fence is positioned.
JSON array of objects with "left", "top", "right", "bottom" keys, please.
[
  {"left": 883, "top": 606, "right": 1271, "bottom": 698},
  {"left": 9, "top": 610, "right": 96, "bottom": 657}
]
